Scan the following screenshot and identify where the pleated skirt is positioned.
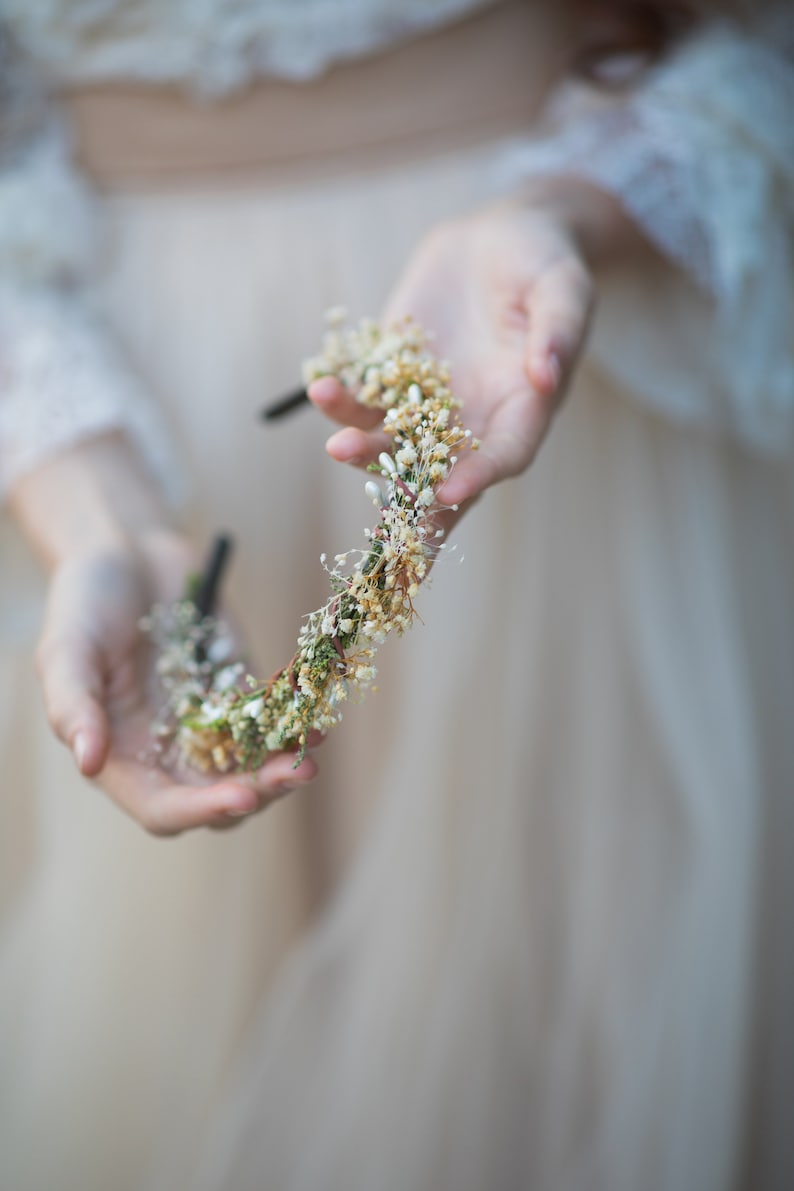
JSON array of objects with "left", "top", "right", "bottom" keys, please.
[{"left": 1, "top": 14, "right": 792, "bottom": 1190}]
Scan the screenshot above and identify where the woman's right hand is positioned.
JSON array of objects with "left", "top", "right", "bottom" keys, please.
[
  {"left": 309, "top": 179, "right": 645, "bottom": 513},
  {"left": 36, "top": 532, "right": 317, "bottom": 836}
]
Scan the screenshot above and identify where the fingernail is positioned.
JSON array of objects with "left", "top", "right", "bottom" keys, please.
[
  {"left": 73, "top": 731, "right": 88, "bottom": 773},
  {"left": 309, "top": 376, "right": 339, "bottom": 402},
  {"left": 547, "top": 352, "right": 562, "bottom": 387},
  {"left": 327, "top": 428, "right": 363, "bottom": 463},
  {"left": 223, "top": 787, "right": 259, "bottom": 817},
  {"left": 276, "top": 782, "right": 299, "bottom": 796},
  {"left": 326, "top": 442, "right": 362, "bottom": 465}
]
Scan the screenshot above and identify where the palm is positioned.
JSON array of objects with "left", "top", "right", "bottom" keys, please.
[
  {"left": 40, "top": 544, "right": 317, "bottom": 835},
  {"left": 312, "top": 205, "right": 593, "bottom": 507},
  {"left": 394, "top": 279, "right": 519, "bottom": 400},
  {"left": 383, "top": 216, "right": 537, "bottom": 444}
]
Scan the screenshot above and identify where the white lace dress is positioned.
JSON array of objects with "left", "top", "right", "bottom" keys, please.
[{"left": 0, "top": 4, "right": 792, "bottom": 1191}]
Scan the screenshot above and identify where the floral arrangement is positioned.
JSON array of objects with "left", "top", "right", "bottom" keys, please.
[{"left": 145, "top": 312, "right": 476, "bottom": 775}]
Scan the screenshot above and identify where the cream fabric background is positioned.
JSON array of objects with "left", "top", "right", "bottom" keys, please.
[{"left": 0, "top": 5, "right": 792, "bottom": 1190}]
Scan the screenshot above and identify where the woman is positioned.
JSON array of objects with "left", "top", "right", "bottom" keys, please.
[{"left": 1, "top": 2, "right": 792, "bottom": 1189}]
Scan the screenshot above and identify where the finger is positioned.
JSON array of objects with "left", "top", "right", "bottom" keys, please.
[
  {"left": 249, "top": 753, "right": 318, "bottom": 801},
  {"left": 325, "top": 426, "right": 392, "bottom": 469},
  {"left": 98, "top": 756, "right": 259, "bottom": 836},
  {"left": 524, "top": 256, "right": 594, "bottom": 397},
  {"left": 36, "top": 633, "right": 110, "bottom": 777},
  {"left": 437, "top": 386, "right": 551, "bottom": 507},
  {"left": 308, "top": 377, "right": 383, "bottom": 431},
  {"left": 99, "top": 752, "right": 318, "bottom": 837}
]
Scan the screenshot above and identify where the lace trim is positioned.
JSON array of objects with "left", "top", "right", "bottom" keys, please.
[
  {"left": 496, "top": 19, "right": 794, "bottom": 453},
  {"left": 0, "top": 286, "right": 179, "bottom": 500},
  {"left": 3, "top": 0, "right": 494, "bottom": 92},
  {"left": 0, "top": 132, "right": 98, "bottom": 286}
]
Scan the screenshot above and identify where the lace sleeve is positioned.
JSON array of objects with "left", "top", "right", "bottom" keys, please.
[
  {"left": 0, "top": 28, "right": 175, "bottom": 501},
  {"left": 499, "top": 12, "right": 794, "bottom": 454}
]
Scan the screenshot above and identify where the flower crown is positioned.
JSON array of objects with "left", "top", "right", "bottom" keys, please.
[{"left": 145, "top": 313, "right": 476, "bottom": 775}]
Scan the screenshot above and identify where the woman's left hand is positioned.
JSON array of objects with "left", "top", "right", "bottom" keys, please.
[{"left": 36, "top": 533, "right": 317, "bottom": 835}]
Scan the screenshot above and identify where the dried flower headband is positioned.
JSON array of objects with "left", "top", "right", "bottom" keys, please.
[{"left": 144, "top": 312, "right": 476, "bottom": 775}]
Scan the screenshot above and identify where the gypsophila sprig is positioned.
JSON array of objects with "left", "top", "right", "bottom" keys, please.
[{"left": 145, "top": 312, "right": 477, "bottom": 775}]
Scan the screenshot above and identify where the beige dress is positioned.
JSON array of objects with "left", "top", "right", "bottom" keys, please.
[{"left": 0, "top": 4, "right": 792, "bottom": 1190}]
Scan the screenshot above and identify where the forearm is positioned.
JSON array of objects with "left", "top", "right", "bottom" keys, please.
[{"left": 8, "top": 430, "right": 176, "bottom": 572}]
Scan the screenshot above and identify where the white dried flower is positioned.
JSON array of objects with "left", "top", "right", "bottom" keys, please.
[
  {"left": 395, "top": 445, "right": 417, "bottom": 472},
  {"left": 207, "top": 635, "right": 234, "bottom": 663}
]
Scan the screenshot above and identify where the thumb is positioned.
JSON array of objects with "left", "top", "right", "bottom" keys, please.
[{"left": 36, "top": 633, "right": 111, "bottom": 776}]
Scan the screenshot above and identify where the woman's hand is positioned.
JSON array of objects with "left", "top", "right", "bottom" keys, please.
[
  {"left": 35, "top": 532, "right": 317, "bottom": 836},
  {"left": 310, "top": 181, "right": 637, "bottom": 509},
  {"left": 9, "top": 432, "right": 317, "bottom": 836}
]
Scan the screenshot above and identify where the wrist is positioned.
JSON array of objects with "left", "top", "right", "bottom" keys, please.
[
  {"left": 516, "top": 176, "right": 641, "bottom": 266},
  {"left": 134, "top": 526, "right": 197, "bottom": 590},
  {"left": 9, "top": 431, "right": 174, "bottom": 571}
]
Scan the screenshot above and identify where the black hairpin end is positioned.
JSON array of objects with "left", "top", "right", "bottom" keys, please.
[
  {"left": 261, "top": 387, "right": 309, "bottom": 421},
  {"left": 195, "top": 533, "right": 234, "bottom": 618}
]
